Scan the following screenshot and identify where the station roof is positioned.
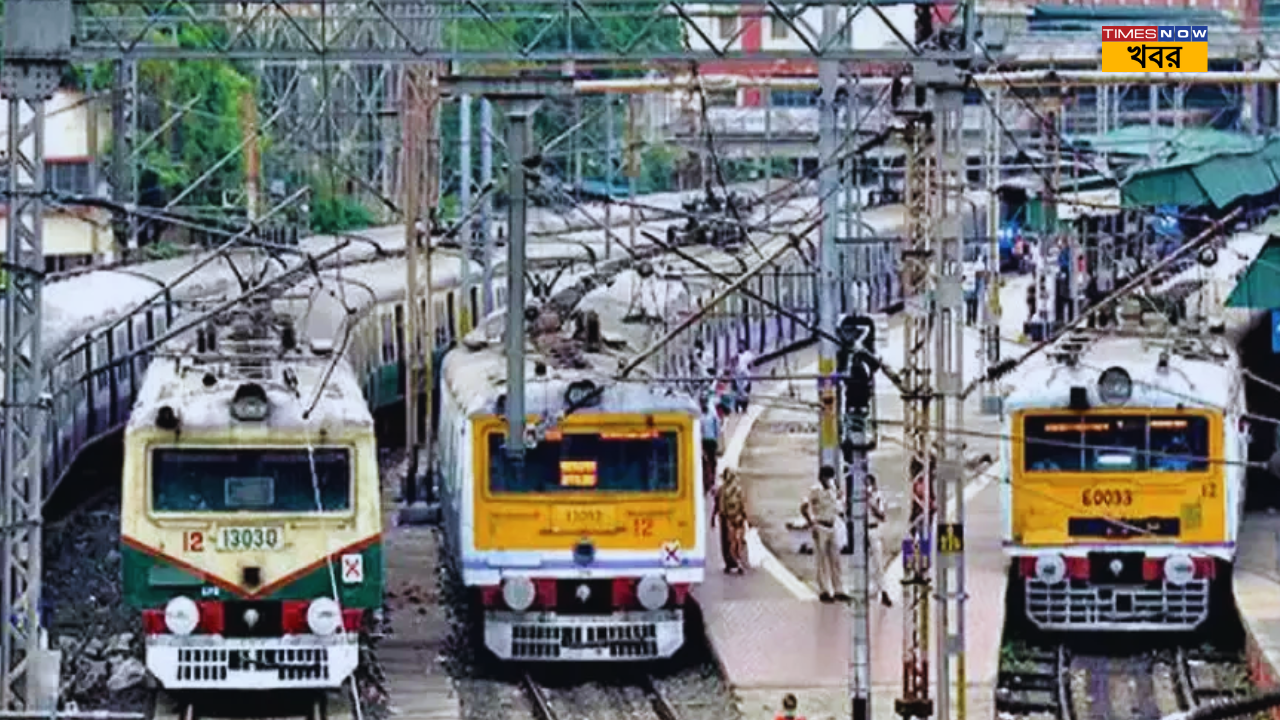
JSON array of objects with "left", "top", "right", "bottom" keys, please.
[
  {"left": 1226, "top": 215, "right": 1280, "bottom": 308},
  {"left": 1121, "top": 137, "right": 1280, "bottom": 210},
  {"left": 1070, "top": 127, "right": 1263, "bottom": 160}
]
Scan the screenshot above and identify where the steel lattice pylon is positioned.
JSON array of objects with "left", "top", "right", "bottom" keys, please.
[
  {"left": 895, "top": 102, "right": 935, "bottom": 720},
  {"left": 0, "top": 0, "right": 69, "bottom": 708}
]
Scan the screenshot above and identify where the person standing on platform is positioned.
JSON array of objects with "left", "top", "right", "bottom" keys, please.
[
  {"left": 734, "top": 348, "right": 755, "bottom": 412},
  {"left": 801, "top": 465, "right": 849, "bottom": 603},
  {"left": 867, "top": 474, "right": 894, "bottom": 608},
  {"left": 714, "top": 468, "right": 748, "bottom": 573},
  {"left": 700, "top": 397, "right": 720, "bottom": 495}
]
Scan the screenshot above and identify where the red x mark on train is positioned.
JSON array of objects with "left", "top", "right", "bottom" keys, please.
[
  {"left": 342, "top": 555, "right": 363, "bottom": 581},
  {"left": 662, "top": 543, "right": 681, "bottom": 565}
]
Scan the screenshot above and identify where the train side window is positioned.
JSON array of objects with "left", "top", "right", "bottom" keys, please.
[
  {"left": 381, "top": 313, "right": 395, "bottom": 364},
  {"left": 1149, "top": 416, "right": 1209, "bottom": 472},
  {"left": 434, "top": 299, "right": 447, "bottom": 344},
  {"left": 393, "top": 304, "right": 406, "bottom": 361},
  {"left": 115, "top": 326, "right": 130, "bottom": 382},
  {"left": 470, "top": 287, "right": 480, "bottom": 323},
  {"left": 446, "top": 292, "right": 457, "bottom": 340},
  {"left": 95, "top": 336, "right": 109, "bottom": 392}
]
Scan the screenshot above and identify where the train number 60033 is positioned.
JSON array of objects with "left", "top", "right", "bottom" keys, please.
[{"left": 1082, "top": 488, "right": 1134, "bottom": 507}]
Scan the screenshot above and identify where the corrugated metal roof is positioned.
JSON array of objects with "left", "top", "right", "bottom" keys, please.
[
  {"left": 1072, "top": 127, "right": 1262, "bottom": 159},
  {"left": 1121, "top": 139, "right": 1280, "bottom": 210},
  {"left": 1226, "top": 234, "right": 1280, "bottom": 309}
]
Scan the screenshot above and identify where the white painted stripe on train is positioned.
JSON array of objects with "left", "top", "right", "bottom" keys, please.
[{"left": 723, "top": 360, "right": 1002, "bottom": 602}]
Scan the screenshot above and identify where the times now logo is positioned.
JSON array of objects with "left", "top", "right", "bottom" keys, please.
[{"left": 1101, "top": 26, "right": 1209, "bottom": 41}]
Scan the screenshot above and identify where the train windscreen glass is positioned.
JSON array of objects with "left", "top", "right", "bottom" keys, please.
[
  {"left": 1022, "top": 415, "right": 1209, "bottom": 473},
  {"left": 488, "top": 430, "right": 679, "bottom": 492},
  {"left": 151, "top": 448, "right": 352, "bottom": 512}
]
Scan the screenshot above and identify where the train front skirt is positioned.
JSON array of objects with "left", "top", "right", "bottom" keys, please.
[
  {"left": 146, "top": 634, "right": 359, "bottom": 689},
  {"left": 484, "top": 609, "right": 684, "bottom": 660}
]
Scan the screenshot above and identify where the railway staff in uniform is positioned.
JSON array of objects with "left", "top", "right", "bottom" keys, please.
[
  {"left": 801, "top": 465, "right": 849, "bottom": 603},
  {"left": 867, "top": 474, "right": 894, "bottom": 608},
  {"left": 714, "top": 468, "right": 748, "bottom": 573}
]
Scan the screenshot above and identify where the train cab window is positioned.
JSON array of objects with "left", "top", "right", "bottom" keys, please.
[
  {"left": 487, "top": 430, "right": 679, "bottom": 493},
  {"left": 150, "top": 448, "right": 352, "bottom": 512},
  {"left": 1081, "top": 416, "right": 1146, "bottom": 472},
  {"left": 1023, "top": 416, "right": 1086, "bottom": 471},
  {"left": 1148, "top": 416, "right": 1209, "bottom": 471}
]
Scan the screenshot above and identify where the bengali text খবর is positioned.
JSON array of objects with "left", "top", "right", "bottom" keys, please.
[{"left": 1126, "top": 44, "right": 1183, "bottom": 69}]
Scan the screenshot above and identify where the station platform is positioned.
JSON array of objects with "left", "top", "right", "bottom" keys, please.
[
  {"left": 1233, "top": 512, "right": 1280, "bottom": 709},
  {"left": 694, "top": 275, "right": 1034, "bottom": 720}
]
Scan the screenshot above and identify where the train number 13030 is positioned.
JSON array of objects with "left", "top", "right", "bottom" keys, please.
[{"left": 1082, "top": 488, "right": 1134, "bottom": 507}]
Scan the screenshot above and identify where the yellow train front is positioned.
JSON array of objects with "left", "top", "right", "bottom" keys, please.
[
  {"left": 1001, "top": 332, "right": 1246, "bottom": 631},
  {"left": 120, "top": 320, "right": 382, "bottom": 689},
  {"left": 435, "top": 272, "right": 705, "bottom": 661}
]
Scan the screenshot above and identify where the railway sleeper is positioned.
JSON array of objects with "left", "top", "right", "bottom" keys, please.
[
  {"left": 995, "top": 689, "right": 1060, "bottom": 714},
  {"left": 999, "top": 671, "right": 1061, "bottom": 691}
]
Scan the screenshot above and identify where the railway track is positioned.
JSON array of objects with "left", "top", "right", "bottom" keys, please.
[
  {"left": 996, "top": 642, "right": 1252, "bottom": 720},
  {"left": 1172, "top": 645, "right": 1253, "bottom": 711},
  {"left": 523, "top": 672, "right": 682, "bottom": 720}
]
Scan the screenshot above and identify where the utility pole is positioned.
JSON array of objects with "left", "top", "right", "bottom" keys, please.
[
  {"left": 817, "top": 0, "right": 841, "bottom": 488},
  {"left": 503, "top": 99, "right": 539, "bottom": 464},
  {"left": 110, "top": 59, "right": 138, "bottom": 258},
  {"left": 895, "top": 72, "right": 936, "bottom": 720},
  {"left": 240, "top": 91, "right": 261, "bottom": 222},
  {"left": 929, "top": 70, "right": 969, "bottom": 720},
  {"left": 1, "top": 0, "right": 69, "bottom": 710},
  {"left": 605, "top": 96, "right": 615, "bottom": 259},
  {"left": 402, "top": 63, "right": 441, "bottom": 500},
  {"left": 402, "top": 67, "right": 426, "bottom": 503},
  {"left": 460, "top": 94, "right": 474, "bottom": 335},
  {"left": 481, "top": 98, "right": 496, "bottom": 315},
  {"left": 980, "top": 89, "right": 1002, "bottom": 416}
]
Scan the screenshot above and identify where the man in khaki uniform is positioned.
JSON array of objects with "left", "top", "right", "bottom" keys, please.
[
  {"left": 801, "top": 465, "right": 848, "bottom": 603},
  {"left": 867, "top": 474, "right": 893, "bottom": 607}
]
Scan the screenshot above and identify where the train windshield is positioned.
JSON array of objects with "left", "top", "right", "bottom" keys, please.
[
  {"left": 151, "top": 448, "right": 352, "bottom": 512},
  {"left": 488, "top": 430, "right": 679, "bottom": 493},
  {"left": 1022, "top": 414, "right": 1210, "bottom": 473}
]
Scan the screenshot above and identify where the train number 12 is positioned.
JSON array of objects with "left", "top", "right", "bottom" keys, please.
[
  {"left": 183, "top": 531, "right": 204, "bottom": 552},
  {"left": 633, "top": 518, "right": 654, "bottom": 537},
  {"left": 1202, "top": 482, "right": 1217, "bottom": 499}
]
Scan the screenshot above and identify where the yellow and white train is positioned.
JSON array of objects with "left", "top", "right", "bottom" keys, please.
[
  {"left": 999, "top": 229, "right": 1270, "bottom": 631},
  {"left": 435, "top": 269, "right": 705, "bottom": 661}
]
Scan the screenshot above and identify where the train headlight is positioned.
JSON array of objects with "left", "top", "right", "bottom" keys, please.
[
  {"left": 307, "top": 597, "right": 342, "bottom": 636},
  {"left": 1164, "top": 554, "right": 1196, "bottom": 586},
  {"left": 164, "top": 596, "right": 199, "bottom": 636},
  {"left": 1097, "top": 367, "right": 1133, "bottom": 405},
  {"left": 502, "top": 577, "right": 537, "bottom": 612},
  {"left": 1034, "top": 555, "right": 1067, "bottom": 585},
  {"left": 636, "top": 575, "right": 670, "bottom": 610}
]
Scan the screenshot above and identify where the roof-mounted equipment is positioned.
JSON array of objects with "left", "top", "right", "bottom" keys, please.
[{"left": 231, "top": 382, "right": 270, "bottom": 421}]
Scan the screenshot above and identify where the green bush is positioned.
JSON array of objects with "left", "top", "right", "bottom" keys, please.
[{"left": 310, "top": 196, "right": 376, "bottom": 235}]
